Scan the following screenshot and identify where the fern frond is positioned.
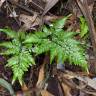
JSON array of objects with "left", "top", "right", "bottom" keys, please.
[
  {"left": 32, "top": 19, "right": 88, "bottom": 71},
  {"left": 53, "top": 14, "right": 71, "bottom": 29},
  {"left": 0, "top": 49, "right": 18, "bottom": 55},
  {"left": 0, "top": 40, "right": 20, "bottom": 55},
  {"left": 0, "top": 42, "right": 13, "bottom": 48},
  {"left": 17, "top": 31, "right": 26, "bottom": 40},
  {"left": 6, "top": 56, "right": 18, "bottom": 67},
  {"left": 0, "top": 28, "right": 16, "bottom": 38},
  {"left": 0, "top": 28, "right": 35, "bottom": 85},
  {"left": 50, "top": 33, "right": 88, "bottom": 70},
  {"left": 24, "top": 31, "right": 51, "bottom": 44},
  {"left": 24, "top": 33, "right": 41, "bottom": 43},
  {"left": 54, "top": 31, "right": 76, "bottom": 39},
  {"left": 80, "top": 16, "right": 88, "bottom": 38},
  {"left": 7, "top": 49, "right": 35, "bottom": 85},
  {"left": 34, "top": 39, "right": 51, "bottom": 54}
]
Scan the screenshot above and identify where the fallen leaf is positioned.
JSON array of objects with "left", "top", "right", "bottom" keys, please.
[
  {"left": 36, "top": 64, "right": 45, "bottom": 88},
  {"left": 61, "top": 83, "right": 72, "bottom": 96},
  {"left": 0, "top": 0, "right": 5, "bottom": 7},
  {"left": 19, "top": 13, "right": 38, "bottom": 30},
  {"left": 41, "top": 90, "right": 54, "bottom": 96}
]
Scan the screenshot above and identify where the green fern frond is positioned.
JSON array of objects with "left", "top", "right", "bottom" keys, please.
[
  {"left": 0, "top": 40, "right": 20, "bottom": 55},
  {"left": 0, "top": 29, "right": 35, "bottom": 85},
  {"left": 34, "top": 39, "right": 51, "bottom": 54},
  {"left": 79, "top": 17, "right": 89, "bottom": 38},
  {"left": 0, "top": 42, "right": 13, "bottom": 48},
  {"left": 53, "top": 14, "right": 72, "bottom": 29},
  {"left": 51, "top": 33, "right": 88, "bottom": 70},
  {"left": 24, "top": 30, "right": 51, "bottom": 44},
  {"left": 6, "top": 56, "right": 19, "bottom": 67},
  {"left": 7, "top": 50, "right": 35, "bottom": 85},
  {"left": 31, "top": 17, "right": 88, "bottom": 71},
  {"left": 24, "top": 33, "right": 42, "bottom": 43},
  {"left": 31, "top": 29, "right": 88, "bottom": 70},
  {"left": 54, "top": 31, "right": 76, "bottom": 39},
  {"left": 0, "top": 28, "right": 16, "bottom": 38},
  {"left": 0, "top": 49, "right": 18, "bottom": 55},
  {"left": 17, "top": 31, "right": 26, "bottom": 40}
]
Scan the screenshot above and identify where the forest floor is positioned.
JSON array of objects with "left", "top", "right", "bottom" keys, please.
[{"left": 0, "top": 0, "right": 96, "bottom": 96}]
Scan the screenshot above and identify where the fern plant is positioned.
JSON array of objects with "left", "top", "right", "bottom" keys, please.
[
  {"left": 0, "top": 28, "right": 35, "bottom": 85},
  {"left": 0, "top": 15, "right": 88, "bottom": 85},
  {"left": 24, "top": 15, "right": 88, "bottom": 71}
]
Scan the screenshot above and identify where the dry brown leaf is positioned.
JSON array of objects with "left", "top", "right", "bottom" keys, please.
[
  {"left": 19, "top": 13, "right": 38, "bottom": 30},
  {"left": 0, "top": 0, "right": 5, "bottom": 7},
  {"left": 61, "top": 83, "right": 72, "bottom": 96},
  {"left": 19, "top": 13, "right": 61, "bottom": 31},
  {"left": 36, "top": 64, "right": 45, "bottom": 88},
  {"left": 41, "top": 90, "right": 54, "bottom": 96}
]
